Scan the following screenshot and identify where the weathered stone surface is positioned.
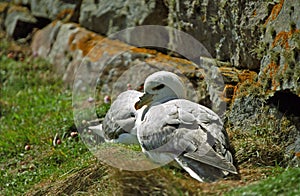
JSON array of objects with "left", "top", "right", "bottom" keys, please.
[
  {"left": 0, "top": 2, "right": 8, "bottom": 30},
  {"left": 258, "top": 0, "right": 300, "bottom": 96},
  {"left": 76, "top": 0, "right": 298, "bottom": 71},
  {"left": 78, "top": 0, "right": 263, "bottom": 69},
  {"left": 4, "top": 5, "right": 37, "bottom": 38},
  {"left": 6, "top": 0, "right": 299, "bottom": 71},
  {"left": 13, "top": 0, "right": 79, "bottom": 21},
  {"left": 31, "top": 21, "right": 62, "bottom": 58},
  {"left": 225, "top": 0, "right": 300, "bottom": 167},
  {"left": 227, "top": 75, "right": 300, "bottom": 167},
  {"left": 79, "top": 0, "right": 168, "bottom": 35},
  {"left": 31, "top": 22, "right": 243, "bottom": 116},
  {"left": 166, "top": 1, "right": 258, "bottom": 69},
  {"left": 48, "top": 23, "right": 81, "bottom": 74}
]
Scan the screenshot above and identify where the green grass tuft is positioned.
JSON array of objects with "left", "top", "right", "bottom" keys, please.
[{"left": 227, "top": 168, "right": 300, "bottom": 195}]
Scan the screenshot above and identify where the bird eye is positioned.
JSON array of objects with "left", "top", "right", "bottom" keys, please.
[{"left": 152, "top": 84, "right": 165, "bottom": 90}]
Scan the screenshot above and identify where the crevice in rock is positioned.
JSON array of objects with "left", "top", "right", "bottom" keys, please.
[
  {"left": 18, "top": 3, "right": 31, "bottom": 11},
  {"left": 69, "top": 0, "right": 82, "bottom": 23},
  {"left": 61, "top": 0, "right": 78, "bottom": 3},
  {"left": 11, "top": 22, "right": 35, "bottom": 39},
  {"left": 141, "top": 46, "right": 187, "bottom": 59},
  {"left": 35, "top": 16, "right": 52, "bottom": 29},
  {"left": 267, "top": 90, "right": 300, "bottom": 131},
  {"left": 267, "top": 90, "right": 300, "bottom": 116}
]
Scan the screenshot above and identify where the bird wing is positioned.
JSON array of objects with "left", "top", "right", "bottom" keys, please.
[
  {"left": 174, "top": 99, "right": 236, "bottom": 173},
  {"left": 103, "top": 90, "right": 142, "bottom": 140},
  {"left": 138, "top": 99, "right": 236, "bottom": 174},
  {"left": 187, "top": 101, "right": 234, "bottom": 163},
  {"left": 183, "top": 146, "right": 237, "bottom": 174}
]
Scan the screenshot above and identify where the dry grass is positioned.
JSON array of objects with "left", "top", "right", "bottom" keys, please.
[{"left": 23, "top": 158, "right": 284, "bottom": 196}]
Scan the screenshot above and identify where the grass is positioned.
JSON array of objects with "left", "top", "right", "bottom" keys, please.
[
  {"left": 227, "top": 168, "right": 300, "bottom": 195},
  {"left": 0, "top": 39, "right": 93, "bottom": 195},
  {"left": 0, "top": 35, "right": 300, "bottom": 195}
]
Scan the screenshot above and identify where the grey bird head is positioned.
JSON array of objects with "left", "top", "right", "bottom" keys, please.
[{"left": 135, "top": 71, "right": 186, "bottom": 109}]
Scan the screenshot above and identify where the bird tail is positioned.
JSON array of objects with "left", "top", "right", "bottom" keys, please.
[{"left": 175, "top": 156, "right": 226, "bottom": 182}]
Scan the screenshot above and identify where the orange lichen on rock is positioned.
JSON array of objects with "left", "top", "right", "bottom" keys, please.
[
  {"left": 67, "top": 24, "right": 195, "bottom": 64},
  {"left": 7, "top": 5, "right": 28, "bottom": 13},
  {"left": 238, "top": 70, "right": 257, "bottom": 83},
  {"left": 69, "top": 30, "right": 105, "bottom": 59},
  {"left": 264, "top": 0, "right": 284, "bottom": 25},
  {"left": 265, "top": 61, "right": 280, "bottom": 90},
  {"left": 0, "top": 2, "right": 8, "bottom": 13},
  {"left": 222, "top": 84, "right": 237, "bottom": 103},
  {"left": 282, "top": 63, "right": 289, "bottom": 73},
  {"left": 156, "top": 52, "right": 194, "bottom": 66},
  {"left": 68, "top": 27, "right": 138, "bottom": 61},
  {"left": 147, "top": 52, "right": 197, "bottom": 73},
  {"left": 272, "top": 29, "right": 300, "bottom": 49},
  {"left": 50, "top": 20, "right": 62, "bottom": 27},
  {"left": 56, "top": 8, "right": 74, "bottom": 20},
  {"left": 130, "top": 47, "right": 158, "bottom": 55},
  {"left": 90, "top": 38, "right": 134, "bottom": 61},
  {"left": 296, "top": 152, "right": 300, "bottom": 158},
  {"left": 267, "top": 61, "right": 279, "bottom": 77},
  {"left": 231, "top": 70, "right": 263, "bottom": 100},
  {"left": 77, "top": 34, "right": 103, "bottom": 56}
]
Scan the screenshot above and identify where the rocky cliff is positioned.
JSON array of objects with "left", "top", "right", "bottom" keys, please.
[{"left": 0, "top": 0, "right": 299, "bottom": 167}]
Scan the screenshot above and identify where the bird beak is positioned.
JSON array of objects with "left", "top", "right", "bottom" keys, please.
[{"left": 134, "top": 93, "right": 153, "bottom": 110}]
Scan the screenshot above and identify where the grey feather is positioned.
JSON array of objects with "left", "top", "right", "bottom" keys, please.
[
  {"left": 89, "top": 90, "right": 142, "bottom": 144},
  {"left": 138, "top": 99, "right": 237, "bottom": 182}
]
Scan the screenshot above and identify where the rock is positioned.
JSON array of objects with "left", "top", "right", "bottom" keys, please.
[
  {"left": 32, "top": 22, "right": 239, "bottom": 115},
  {"left": 79, "top": 0, "right": 168, "bottom": 35},
  {"left": 262, "top": 0, "right": 300, "bottom": 43},
  {"left": 75, "top": 0, "right": 288, "bottom": 70},
  {"left": 12, "top": 0, "right": 79, "bottom": 21},
  {"left": 4, "top": 5, "right": 37, "bottom": 38},
  {"left": 48, "top": 22, "right": 81, "bottom": 75},
  {"left": 0, "top": 2, "right": 9, "bottom": 30},
  {"left": 31, "top": 21, "right": 62, "bottom": 58},
  {"left": 9, "top": 0, "right": 300, "bottom": 71},
  {"left": 258, "top": 0, "right": 300, "bottom": 96},
  {"left": 287, "top": 137, "right": 300, "bottom": 167},
  {"left": 169, "top": 1, "right": 280, "bottom": 70},
  {"left": 225, "top": 0, "right": 300, "bottom": 167},
  {"left": 228, "top": 88, "right": 299, "bottom": 167},
  {"left": 218, "top": 67, "right": 240, "bottom": 84}
]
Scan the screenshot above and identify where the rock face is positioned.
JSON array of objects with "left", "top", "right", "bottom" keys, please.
[
  {"left": 3, "top": 0, "right": 295, "bottom": 70},
  {"left": 259, "top": 0, "right": 300, "bottom": 95},
  {"left": 227, "top": 0, "right": 300, "bottom": 167},
  {"left": 77, "top": 0, "right": 292, "bottom": 70},
  {"left": 79, "top": 0, "right": 168, "bottom": 35}
]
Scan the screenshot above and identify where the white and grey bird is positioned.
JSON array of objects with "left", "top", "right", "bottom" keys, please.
[
  {"left": 89, "top": 90, "right": 143, "bottom": 145},
  {"left": 135, "top": 71, "right": 237, "bottom": 182}
]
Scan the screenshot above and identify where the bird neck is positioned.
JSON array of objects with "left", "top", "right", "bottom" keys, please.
[{"left": 152, "top": 96, "right": 178, "bottom": 105}]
